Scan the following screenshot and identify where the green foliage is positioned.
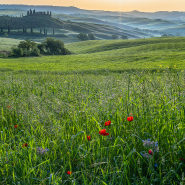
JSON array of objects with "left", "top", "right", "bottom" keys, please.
[
  {"left": 43, "top": 37, "right": 65, "bottom": 55},
  {"left": 112, "top": 34, "right": 118, "bottom": 39},
  {"left": 88, "top": 33, "right": 96, "bottom": 40},
  {"left": 121, "top": 35, "right": 128, "bottom": 39},
  {"left": 31, "top": 47, "right": 40, "bottom": 56},
  {"left": 37, "top": 43, "right": 46, "bottom": 54},
  {"left": 18, "top": 39, "right": 37, "bottom": 51},
  {"left": 0, "top": 70, "right": 185, "bottom": 184},
  {"left": 12, "top": 47, "right": 23, "bottom": 57},
  {"left": 77, "top": 33, "right": 89, "bottom": 41}
]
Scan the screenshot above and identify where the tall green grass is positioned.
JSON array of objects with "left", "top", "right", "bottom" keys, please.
[
  {"left": 0, "top": 69, "right": 185, "bottom": 184},
  {"left": 0, "top": 37, "right": 185, "bottom": 184}
]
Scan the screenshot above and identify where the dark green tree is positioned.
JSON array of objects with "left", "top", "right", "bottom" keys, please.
[
  {"left": 12, "top": 48, "right": 23, "bottom": 57},
  {"left": 88, "top": 33, "right": 95, "bottom": 40},
  {"left": 112, "top": 34, "right": 118, "bottom": 39},
  {"left": 121, "top": 35, "right": 128, "bottom": 39},
  {"left": 37, "top": 43, "right": 45, "bottom": 54},
  {"left": 31, "top": 47, "right": 40, "bottom": 56},
  {"left": 43, "top": 37, "right": 65, "bottom": 55},
  {"left": 18, "top": 39, "right": 37, "bottom": 51},
  {"left": 77, "top": 33, "right": 89, "bottom": 41}
]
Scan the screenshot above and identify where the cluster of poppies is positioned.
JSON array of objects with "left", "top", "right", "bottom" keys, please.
[
  {"left": 87, "top": 117, "right": 134, "bottom": 141},
  {"left": 14, "top": 114, "right": 134, "bottom": 175}
]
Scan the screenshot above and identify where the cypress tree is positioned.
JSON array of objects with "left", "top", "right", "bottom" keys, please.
[
  {"left": 44, "top": 29, "right": 45, "bottom": 35},
  {"left": 31, "top": 27, "right": 33, "bottom": 33},
  {"left": 1, "top": 28, "right": 3, "bottom": 32},
  {"left": 53, "top": 28, "right": 54, "bottom": 35}
]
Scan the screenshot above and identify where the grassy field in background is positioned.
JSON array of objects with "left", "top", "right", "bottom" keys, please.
[
  {"left": 0, "top": 37, "right": 185, "bottom": 72},
  {"left": 0, "top": 36, "right": 185, "bottom": 184}
]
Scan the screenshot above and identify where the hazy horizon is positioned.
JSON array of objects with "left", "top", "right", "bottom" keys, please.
[{"left": 0, "top": 1, "right": 184, "bottom": 13}]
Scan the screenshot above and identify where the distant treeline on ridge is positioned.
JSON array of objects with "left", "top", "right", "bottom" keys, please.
[{"left": 26, "top": 9, "right": 51, "bottom": 17}]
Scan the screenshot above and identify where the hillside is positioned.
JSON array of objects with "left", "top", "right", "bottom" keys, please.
[
  {"left": 65, "top": 36, "right": 185, "bottom": 54},
  {"left": 70, "top": 14, "right": 177, "bottom": 29},
  {"left": 0, "top": 15, "right": 151, "bottom": 40},
  {"left": 0, "top": 36, "right": 185, "bottom": 73}
]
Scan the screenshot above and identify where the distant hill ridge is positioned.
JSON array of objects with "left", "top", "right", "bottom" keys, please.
[{"left": 0, "top": 4, "right": 185, "bottom": 20}]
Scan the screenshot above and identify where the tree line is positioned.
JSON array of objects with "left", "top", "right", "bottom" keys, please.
[{"left": 77, "top": 33, "right": 128, "bottom": 41}]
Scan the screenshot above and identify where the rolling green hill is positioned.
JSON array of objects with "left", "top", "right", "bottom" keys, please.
[
  {"left": 0, "top": 36, "right": 185, "bottom": 73},
  {"left": 65, "top": 36, "right": 185, "bottom": 54}
]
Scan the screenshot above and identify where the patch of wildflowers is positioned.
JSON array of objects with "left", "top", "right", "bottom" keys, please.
[
  {"left": 127, "top": 116, "right": 133, "bottom": 122},
  {"left": 14, "top": 125, "right": 18, "bottom": 128},
  {"left": 67, "top": 171, "right": 72, "bottom": 175},
  {"left": 87, "top": 135, "right": 91, "bottom": 141},
  {"left": 99, "top": 129, "right": 109, "bottom": 136},
  {"left": 22, "top": 143, "right": 28, "bottom": 147},
  {"left": 149, "top": 150, "right": 153, "bottom": 156},
  {"left": 37, "top": 147, "right": 49, "bottom": 155},
  {"left": 104, "top": 120, "right": 111, "bottom": 126},
  {"left": 142, "top": 140, "right": 159, "bottom": 152}
]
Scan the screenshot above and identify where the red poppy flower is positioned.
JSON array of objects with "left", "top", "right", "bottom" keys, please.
[
  {"left": 22, "top": 143, "right": 28, "bottom": 147},
  {"left": 7, "top": 106, "right": 11, "bottom": 108},
  {"left": 127, "top": 116, "right": 133, "bottom": 122},
  {"left": 104, "top": 120, "right": 111, "bottom": 126},
  {"left": 87, "top": 135, "right": 91, "bottom": 141},
  {"left": 67, "top": 171, "right": 72, "bottom": 175},
  {"left": 149, "top": 150, "right": 153, "bottom": 156},
  {"left": 74, "top": 159, "right": 76, "bottom": 162},
  {"left": 119, "top": 97, "right": 121, "bottom": 99},
  {"left": 99, "top": 129, "right": 109, "bottom": 136},
  {"left": 180, "top": 158, "right": 185, "bottom": 162},
  {"left": 14, "top": 125, "right": 18, "bottom": 128}
]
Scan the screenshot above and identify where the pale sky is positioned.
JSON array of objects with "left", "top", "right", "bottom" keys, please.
[{"left": 1, "top": 0, "right": 185, "bottom": 12}]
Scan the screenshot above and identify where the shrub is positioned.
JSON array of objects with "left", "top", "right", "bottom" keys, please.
[
  {"left": 88, "top": 33, "right": 96, "bottom": 40},
  {"left": 77, "top": 33, "right": 89, "bottom": 41},
  {"left": 43, "top": 37, "right": 65, "bottom": 55},
  {"left": 12, "top": 48, "right": 23, "bottom": 57},
  {"left": 112, "top": 34, "right": 118, "bottom": 39},
  {"left": 18, "top": 39, "right": 37, "bottom": 51},
  {"left": 31, "top": 47, "right": 40, "bottom": 56},
  {"left": 121, "top": 35, "right": 128, "bottom": 39},
  {"left": 37, "top": 43, "right": 45, "bottom": 54}
]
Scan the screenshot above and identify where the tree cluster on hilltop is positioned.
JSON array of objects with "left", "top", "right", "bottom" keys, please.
[
  {"left": 9, "top": 37, "right": 71, "bottom": 57},
  {"left": 77, "top": 33, "right": 96, "bottom": 41}
]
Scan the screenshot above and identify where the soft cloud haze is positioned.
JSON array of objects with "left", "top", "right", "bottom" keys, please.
[{"left": 1, "top": 0, "right": 185, "bottom": 12}]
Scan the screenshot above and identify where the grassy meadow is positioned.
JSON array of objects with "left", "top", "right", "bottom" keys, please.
[{"left": 0, "top": 36, "right": 185, "bottom": 184}]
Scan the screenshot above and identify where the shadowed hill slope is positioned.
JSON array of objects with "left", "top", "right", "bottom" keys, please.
[{"left": 65, "top": 36, "right": 185, "bottom": 54}]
